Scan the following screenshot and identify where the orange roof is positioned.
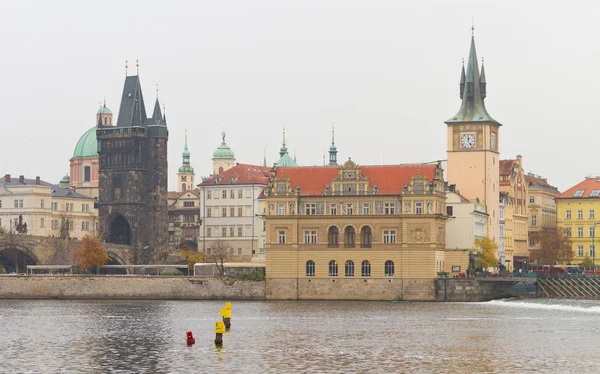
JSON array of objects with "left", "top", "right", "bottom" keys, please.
[
  {"left": 525, "top": 174, "right": 560, "bottom": 195},
  {"left": 275, "top": 164, "right": 437, "bottom": 196},
  {"left": 557, "top": 177, "right": 600, "bottom": 199},
  {"left": 168, "top": 191, "right": 180, "bottom": 199},
  {"left": 499, "top": 159, "right": 516, "bottom": 176},
  {"left": 200, "top": 164, "right": 271, "bottom": 186}
]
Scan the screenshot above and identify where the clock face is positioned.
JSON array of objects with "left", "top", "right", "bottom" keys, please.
[
  {"left": 461, "top": 134, "right": 475, "bottom": 149},
  {"left": 491, "top": 133, "right": 496, "bottom": 150},
  {"left": 181, "top": 176, "right": 187, "bottom": 182}
]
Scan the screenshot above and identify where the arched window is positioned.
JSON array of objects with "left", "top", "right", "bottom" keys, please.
[
  {"left": 306, "top": 260, "right": 315, "bottom": 277},
  {"left": 345, "top": 260, "right": 354, "bottom": 277},
  {"left": 361, "top": 260, "right": 371, "bottom": 277},
  {"left": 385, "top": 260, "right": 395, "bottom": 276},
  {"left": 182, "top": 183, "right": 187, "bottom": 192},
  {"left": 360, "top": 226, "right": 372, "bottom": 248},
  {"left": 344, "top": 226, "right": 356, "bottom": 247},
  {"left": 329, "top": 260, "right": 338, "bottom": 276},
  {"left": 328, "top": 226, "right": 339, "bottom": 247}
]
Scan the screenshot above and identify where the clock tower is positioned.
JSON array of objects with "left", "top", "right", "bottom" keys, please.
[
  {"left": 177, "top": 130, "right": 195, "bottom": 193},
  {"left": 446, "top": 28, "right": 501, "bottom": 243}
]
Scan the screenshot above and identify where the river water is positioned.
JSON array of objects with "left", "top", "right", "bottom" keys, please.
[{"left": 1, "top": 298, "right": 599, "bottom": 373}]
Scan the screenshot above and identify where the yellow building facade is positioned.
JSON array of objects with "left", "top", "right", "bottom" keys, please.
[
  {"left": 265, "top": 160, "right": 467, "bottom": 300},
  {"left": 556, "top": 177, "right": 600, "bottom": 266},
  {"left": 526, "top": 173, "right": 559, "bottom": 258},
  {"left": 499, "top": 156, "right": 529, "bottom": 270}
]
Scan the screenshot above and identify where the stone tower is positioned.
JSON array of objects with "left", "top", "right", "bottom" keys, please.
[
  {"left": 96, "top": 73, "right": 169, "bottom": 264},
  {"left": 177, "top": 130, "right": 195, "bottom": 192},
  {"left": 446, "top": 27, "right": 501, "bottom": 243}
]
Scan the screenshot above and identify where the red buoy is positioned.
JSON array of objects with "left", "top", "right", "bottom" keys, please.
[{"left": 186, "top": 331, "right": 196, "bottom": 345}]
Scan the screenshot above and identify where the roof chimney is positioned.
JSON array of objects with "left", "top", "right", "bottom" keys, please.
[
  {"left": 36, "top": 176, "right": 41, "bottom": 185},
  {"left": 19, "top": 175, "right": 25, "bottom": 184},
  {"left": 3, "top": 174, "right": 10, "bottom": 182}
]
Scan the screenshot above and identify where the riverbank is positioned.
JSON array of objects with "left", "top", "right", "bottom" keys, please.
[
  {"left": 0, "top": 276, "right": 265, "bottom": 300},
  {"left": 0, "top": 276, "right": 520, "bottom": 301}
]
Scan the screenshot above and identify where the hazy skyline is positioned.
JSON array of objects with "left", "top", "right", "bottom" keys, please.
[{"left": 1, "top": 1, "right": 596, "bottom": 192}]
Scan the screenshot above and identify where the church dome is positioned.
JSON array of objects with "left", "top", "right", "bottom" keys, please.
[
  {"left": 97, "top": 105, "right": 112, "bottom": 115},
  {"left": 58, "top": 174, "right": 70, "bottom": 187},
  {"left": 213, "top": 143, "right": 235, "bottom": 159},
  {"left": 73, "top": 127, "right": 98, "bottom": 158}
]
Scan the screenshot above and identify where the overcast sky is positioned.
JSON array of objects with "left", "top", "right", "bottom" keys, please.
[{"left": 0, "top": 0, "right": 596, "bottom": 192}]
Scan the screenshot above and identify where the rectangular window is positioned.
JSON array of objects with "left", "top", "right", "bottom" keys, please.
[
  {"left": 303, "top": 231, "right": 317, "bottom": 244},
  {"left": 84, "top": 166, "right": 91, "bottom": 182},
  {"left": 566, "top": 210, "right": 572, "bottom": 219},
  {"left": 531, "top": 215, "right": 537, "bottom": 227},
  {"left": 207, "top": 228, "right": 212, "bottom": 237},
  {"left": 230, "top": 207, "right": 235, "bottom": 217},
  {"left": 574, "top": 190, "right": 585, "bottom": 197},
  {"left": 222, "top": 227, "right": 227, "bottom": 237},
  {"left": 238, "top": 248, "right": 242, "bottom": 256},
  {"left": 305, "top": 203, "right": 316, "bottom": 215},
  {"left": 40, "top": 199, "right": 45, "bottom": 209},
  {"left": 238, "top": 190, "right": 243, "bottom": 198},
  {"left": 238, "top": 207, "right": 243, "bottom": 217},
  {"left": 184, "top": 202, "right": 195, "bottom": 207},
  {"left": 578, "top": 227, "right": 584, "bottom": 237},
  {"left": 14, "top": 200, "right": 18, "bottom": 208},
  {"left": 383, "top": 230, "right": 396, "bottom": 244},
  {"left": 566, "top": 227, "right": 572, "bottom": 237},
  {"left": 184, "top": 215, "right": 194, "bottom": 223},
  {"left": 330, "top": 204, "right": 337, "bottom": 215},
  {"left": 207, "top": 208, "right": 212, "bottom": 218},
  {"left": 222, "top": 190, "right": 227, "bottom": 199},
  {"left": 529, "top": 196, "right": 535, "bottom": 203},
  {"left": 347, "top": 203, "right": 353, "bottom": 215},
  {"left": 278, "top": 203, "right": 285, "bottom": 215},
  {"left": 529, "top": 237, "right": 535, "bottom": 246},
  {"left": 230, "top": 227, "right": 235, "bottom": 237},
  {"left": 578, "top": 210, "right": 583, "bottom": 219},
  {"left": 52, "top": 202, "right": 57, "bottom": 211},
  {"left": 222, "top": 208, "right": 227, "bottom": 217},
  {"left": 207, "top": 191, "right": 212, "bottom": 199},
  {"left": 113, "top": 176, "right": 122, "bottom": 199},
  {"left": 591, "top": 190, "right": 600, "bottom": 197},
  {"left": 40, "top": 218, "right": 44, "bottom": 228},
  {"left": 0, "top": 200, "right": 2, "bottom": 208},
  {"left": 363, "top": 203, "right": 370, "bottom": 215},
  {"left": 237, "top": 227, "right": 242, "bottom": 237},
  {"left": 591, "top": 210, "right": 596, "bottom": 219},
  {"left": 230, "top": 190, "right": 235, "bottom": 199},
  {"left": 51, "top": 220, "right": 58, "bottom": 230},
  {"left": 384, "top": 202, "right": 395, "bottom": 215},
  {"left": 446, "top": 206, "right": 454, "bottom": 216},
  {"left": 19, "top": 200, "right": 23, "bottom": 208},
  {"left": 415, "top": 202, "right": 423, "bottom": 214},
  {"left": 591, "top": 227, "right": 596, "bottom": 238},
  {"left": 578, "top": 245, "right": 584, "bottom": 257},
  {"left": 278, "top": 231, "right": 286, "bottom": 244}
]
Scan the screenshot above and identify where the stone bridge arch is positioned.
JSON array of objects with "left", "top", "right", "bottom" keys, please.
[{"left": 0, "top": 236, "right": 40, "bottom": 273}]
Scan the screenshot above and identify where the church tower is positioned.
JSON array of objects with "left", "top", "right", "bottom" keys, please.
[
  {"left": 212, "top": 132, "right": 236, "bottom": 176},
  {"left": 97, "top": 68, "right": 169, "bottom": 264},
  {"left": 446, "top": 27, "right": 501, "bottom": 243},
  {"left": 177, "top": 130, "right": 195, "bottom": 192}
]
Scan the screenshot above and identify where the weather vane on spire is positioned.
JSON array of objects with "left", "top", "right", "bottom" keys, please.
[
  {"left": 471, "top": 18, "right": 475, "bottom": 37},
  {"left": 222, "top": 131, "right": 226, "bottom": 144}
]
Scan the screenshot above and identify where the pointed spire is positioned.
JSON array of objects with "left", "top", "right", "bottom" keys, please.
[
  {"left": 279, "top": 127, "right": 288, "bottom": 157},
  {"left": 263, "top": 148, "right": 267, "bottom": 167},
  {"left": 446, "top": 27, "right": 499, "bottom": 125},
  {"left": 179, "top": 129, "right": 194, "bottom": 175},
  {"left": 480, "top": 57, "right": 487, "bottom": 99},
  {"left": 328, "top": 122, "right": 338, "bottom": 166}
]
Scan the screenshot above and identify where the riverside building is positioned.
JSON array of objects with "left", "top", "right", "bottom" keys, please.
[{"left": 264, "top": 159, "right": 465, "bottom": 300}]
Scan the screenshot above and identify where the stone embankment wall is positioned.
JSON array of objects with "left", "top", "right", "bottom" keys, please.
[
  {"left": 0, "top": 276, "right": 265, "bottom": 300},
  {"left": 435, "top": 278, "right": 514, "bottom": 302}
]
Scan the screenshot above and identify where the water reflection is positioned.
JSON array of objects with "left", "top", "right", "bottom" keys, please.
[{"left": 1, "top": 299, "right": 600, "bottom": 373}]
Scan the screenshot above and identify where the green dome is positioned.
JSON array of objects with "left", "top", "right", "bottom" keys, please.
[
  {"left": 97, "top": 105, "right": 112, "bottom": 115},
  {"left": 179, "top": 165, "right": 195, "bottom": 173},
  {"left": 58, "top": 174, "right": 70, "bottom": 188},
  {"left": 213, "top": 142, "right": 235, "bottom": 159},
  {"left": 73, "top": 127, "right": 98, "bottom": 158}
]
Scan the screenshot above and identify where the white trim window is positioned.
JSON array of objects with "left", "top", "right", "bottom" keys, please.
[{"left": 278, "top": 231, "right": 286, "bottom": 244}]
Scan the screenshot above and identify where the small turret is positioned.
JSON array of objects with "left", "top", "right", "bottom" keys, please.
[
  {"left": 459, "top": 60, "right": 466, "bottom": 99},
  {"left": 328, "top": 123, "right": 338, "bottom": 166},
  {"left": 480, "top": 58, "right": 487, "bottom": 100}
]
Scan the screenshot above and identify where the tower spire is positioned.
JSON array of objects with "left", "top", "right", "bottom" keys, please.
[
  {"left": 328, "top": 122, "right": 338, "bottom": 166},
  {"left": 446, "top": 27, "right": 499, "bottom": 125},
  {"left": 279, "top": 127, "right": 288, "bottom": 157},
  {"left": 263, "top": 148, "right": 267, "bottom": 167}
]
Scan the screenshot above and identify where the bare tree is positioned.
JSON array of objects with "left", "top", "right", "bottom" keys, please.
[{"left": 205, "top": 240, "right": 231, "bottom": 275}]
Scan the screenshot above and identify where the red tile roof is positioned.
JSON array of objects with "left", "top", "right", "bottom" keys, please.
[
  {"left": 556, "top": 177, "right": 600, "bottom": 199},
  {"left": 168, "top": 191, "right": 180, "bottom": 199},
  {"left": 200, "top": 164, "right": 271, "bottom": 186},
  {"left": 499, "top": 159, "right": 516, "bottom": 176},
  {"left": 275, "top": 164, "right": 437, "bottom": 196},
  {"left": 525, "top": 174, "right": 560, "bottom": 195}
]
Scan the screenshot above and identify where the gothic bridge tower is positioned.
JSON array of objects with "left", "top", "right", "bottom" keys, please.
[{"left": 96, "top": 67, "right": 169, "bottom": 264}]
